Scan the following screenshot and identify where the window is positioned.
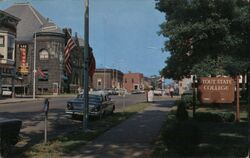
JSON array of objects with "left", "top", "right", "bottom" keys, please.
[
  {"left": 97, "top": 79, "right": 102, "bottom": 86},
  {"left": 39, "top": 49, "right": 49, "bottom": 60},
  {"left": 7, "top": 36, "right": 15, "bottom": 60},
  {"left": 125, "top": 79, "right": 127, "bottom": 83},
  {"left": 0, "top": 36, "right": 4, "bottom": 47},
  {"left": 98, "top": 81, "right": 102, "bottom": 86},
  {"left": 132, "top": 79, "right": 134, "bottom": 83}
]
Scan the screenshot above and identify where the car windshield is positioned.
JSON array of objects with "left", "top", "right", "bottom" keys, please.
[{"left": 76, "top": 94, "right": 103, "bottom": 102}]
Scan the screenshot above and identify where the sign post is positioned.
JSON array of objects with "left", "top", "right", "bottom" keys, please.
[
  {"left": 247, "top": 69, "right": 250, "bottom": 132},
  {"left": 235, "top": 76, "right": 240, "bottom": 122},
  {"left": 192, "top": 76, "right": 196, "bottom": 117}
]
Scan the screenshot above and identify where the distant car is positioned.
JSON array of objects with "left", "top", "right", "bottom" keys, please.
[
  {"left": 65, "top": 91, "right": 115, "bottom": 118},
  {"left": 107, "top": 89, "right": 118, "bottom": 95},
  {"left": 2, "top": 88, "right": 12, "bottom": 97},
  {"left": 154, "top": 89, "right": 164, "bottom": 96},
  {"left": 131, "top": 89, "right": 144, "bottom": 94}
]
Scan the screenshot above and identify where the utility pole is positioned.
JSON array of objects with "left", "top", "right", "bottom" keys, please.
[
  {"left": 83, "top": 0, "right": 89, "bottom": 131},
  {"left": 33, "top": 32, "right": 36, "bottom": 99}
]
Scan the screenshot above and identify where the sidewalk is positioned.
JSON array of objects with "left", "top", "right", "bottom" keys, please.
[
  {"left": 0, "top": 94, "right": 76, "bottom": 104},
  {"left": 64, "top": 99, "right": 175, "bottom": 158}
]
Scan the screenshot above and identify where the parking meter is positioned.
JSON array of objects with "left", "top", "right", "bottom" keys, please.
[
  {"left": 43, "top": 98, "right": 49, "bottom": 144},
  {"left": 43, "top": 98, "right": 49, "bottom": 116}
]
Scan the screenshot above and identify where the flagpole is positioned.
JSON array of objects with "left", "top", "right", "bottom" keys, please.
[
  {"left": 83, "top": 0, "right": 89, "bottom": 131},
  {"left": 33, "top": 32, "right": 36, "bottom": 99}
]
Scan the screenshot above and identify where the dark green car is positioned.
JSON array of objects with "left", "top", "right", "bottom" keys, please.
[{"left": 65, "top": 91, "right": 115, "bottom": 118}]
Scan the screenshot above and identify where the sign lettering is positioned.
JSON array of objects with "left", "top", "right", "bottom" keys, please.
[{"left": 198, "top": 77, "right": 235, "bottom": 104}]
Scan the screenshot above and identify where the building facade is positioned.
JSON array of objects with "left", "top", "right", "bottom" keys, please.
[
  {"left": 123, "top": 73, "right": 144, "bottom": 92},
  {"left": 0, "top": 10, "right": 20, "bottom": 97},
  {"left": 4, "top": 3, "right": 85, "bottom": 95},
  {"left": 92, "top": 68, "right": 123, "bottom": 90}
]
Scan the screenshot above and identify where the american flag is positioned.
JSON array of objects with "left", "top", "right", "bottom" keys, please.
[
  {"left": 88, "top": 47, "right": 96, "bottom": 77},
  {"left": 64, "top": 32, "right": 76, "bottom": 75},
  {"left": 37, "top": 66, "right": 46, "bottom": 79}
]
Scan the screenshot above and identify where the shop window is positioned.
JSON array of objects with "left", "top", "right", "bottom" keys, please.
[{"left": 39, "top": 49, "right": 49, "bottom": 60}]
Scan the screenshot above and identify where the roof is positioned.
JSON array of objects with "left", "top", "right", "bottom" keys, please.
[
  {"left": 4, "top": 3, "right": 63, "bottom": 41},
  {"left": 0, "top": 10, "right": 20, "bottom": 22}
]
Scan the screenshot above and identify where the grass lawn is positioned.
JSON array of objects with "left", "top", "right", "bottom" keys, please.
[
  {"left": 153, "top": 102, "right": 248, "bottom": 158},
  {"left": 22, "top": 102, "right": 150, "bottom": 158}
]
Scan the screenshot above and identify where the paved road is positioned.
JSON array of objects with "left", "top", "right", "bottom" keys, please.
[
  {"left": 64, "top": 98, "right": 176, "bottom": 158},
  {"left": 0, "top": 94, "right": 147, "bottom": 155}
]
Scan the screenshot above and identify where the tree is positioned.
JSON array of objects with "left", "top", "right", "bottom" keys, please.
[{"left": 156, "top": 0, "right": 250, "bottom": 80}]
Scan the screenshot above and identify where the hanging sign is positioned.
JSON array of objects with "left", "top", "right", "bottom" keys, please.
[
  {"left": 19, "top": 44, "right": 29, "bottom": 75},
  {"left": 198, "top": 77, "right": 235, "bottom": 104}
]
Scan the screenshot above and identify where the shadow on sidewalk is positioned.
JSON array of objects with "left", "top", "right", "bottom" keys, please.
[{"left": 63, "top": 105, "right": 174, "bottom": 158}]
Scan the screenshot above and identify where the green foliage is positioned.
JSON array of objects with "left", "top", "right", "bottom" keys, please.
[
  {"left": 156, "top": 0, "right": 250, "bottom": 80},
  {"left": 240, "top": 90, "right": 247, "bottom": 101},
  {"left": 162, "top": 120, "right": 201, "bottom": 156},
  {"left": 194, "top": 112, "right": 223, "bottom": 122},
  {"left": 181, "top": 93, "right": 200, "bottom": 107},
  {"left": 222, "top": 112, "right": 235, "bottom": 122},
  {"left": 181, "top": 94, "right": 193, "bottom": 105},
  {"left": 194, "top": 112, "right": 235, "bottom": 122},
  {"left": 175, "top": 101, "right": 189, "bottom": 121}
]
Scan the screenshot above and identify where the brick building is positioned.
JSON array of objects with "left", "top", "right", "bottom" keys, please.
[
  {"left": 92, "top": 68, "right": 123, "bottom": 90},
  {"left": 123, "top": 73, "right": 144, "bottom": 92}
]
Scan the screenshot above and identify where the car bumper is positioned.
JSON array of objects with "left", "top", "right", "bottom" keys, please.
[{"left": 65, "top": 110, "right": 101, "bottom": 116}]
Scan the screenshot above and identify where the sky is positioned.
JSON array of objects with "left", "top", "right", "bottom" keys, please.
[{"left": 0, "top": 0, "right": 169, "bottom": 78}]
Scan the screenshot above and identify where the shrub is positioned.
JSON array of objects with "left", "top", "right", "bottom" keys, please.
[
  {"left": 194, "top": 112, "right": 223, "bottom": 122},
  {"left": 194, "top": 112, "right": 235, "bottom": 122},
  {"left": 175, "top": 101, "right": 188, "bottom": 121},
  {"left": 181, "top": 94, "right": 193, "bottom": 105},
  {"left": 181, "top": 94, "right": 200, "bottom": 108},
  {"left": 240, "top": 90, "right": 247, "bottom": 101},
  {"left": 162, "top": 120, "right": 201, "bottom": 156},
  {"left": 222, "top": 112, "right": 235, "bottom": 122}
]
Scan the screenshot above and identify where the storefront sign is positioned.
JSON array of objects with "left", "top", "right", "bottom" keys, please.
[
  {"left": 19, "top": 44, "right": 29, "bottom": 75},
  {"left": 198, "top": 77, "right": 235, "bottom": 103}
]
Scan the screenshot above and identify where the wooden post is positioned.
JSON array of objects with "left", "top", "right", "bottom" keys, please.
[
  {"left": 236, "top": 75, "right": 240, "bottom": 122},
  {"left": 247, "top": 69, "right": 250, "bottom": 137},
  {"left": 193, "top": 76, "right": 196, "bottom": 117}
]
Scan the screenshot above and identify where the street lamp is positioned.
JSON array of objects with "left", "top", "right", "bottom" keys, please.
[{"left": 33, "top": 32, "right": 37, "bottom": 99}]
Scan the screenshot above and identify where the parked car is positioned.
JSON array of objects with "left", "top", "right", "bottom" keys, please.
[
  {"left": 107, "top": 89, "right": 118, "bottom": 95},
  {"left": 65, "top": 91, "right": 115, "bottom": 118},
  {"left": 131, "top": 89, "right": 144, "bottom": 94},
  {"left": 154, "top": 89, "right": 164, "bottom": 96}
]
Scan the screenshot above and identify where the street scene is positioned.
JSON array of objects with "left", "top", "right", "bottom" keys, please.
[{"left": 0, "top": 0, "right": 249, "bottom": 158}]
